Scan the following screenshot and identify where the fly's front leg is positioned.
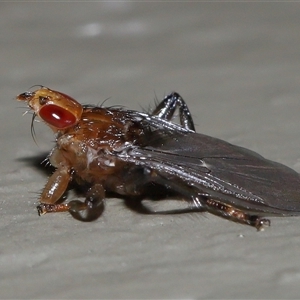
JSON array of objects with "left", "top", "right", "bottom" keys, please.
[
  {"left": 37, "top": 166, "right": 72, "bottom": 215},
  {"left": 38, "top": 178, "right": 105, "bottom": 221},
  {"left": 152, "top": 92, "right": 195, "bottom": 131}
]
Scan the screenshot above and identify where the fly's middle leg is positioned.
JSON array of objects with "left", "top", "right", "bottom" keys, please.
[
  {"left": 67, "top": 184, "right": 105, "bottom": 221},
  {"left": 152, "top": 92, "right": 195, "bottom": 131},
  {"left": 204, "top": 198, "right": 271, "bottom": 231}
]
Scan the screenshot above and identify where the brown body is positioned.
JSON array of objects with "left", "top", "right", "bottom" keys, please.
[{"left": 17, "top": 87, "right": 300, "bottom": 230}]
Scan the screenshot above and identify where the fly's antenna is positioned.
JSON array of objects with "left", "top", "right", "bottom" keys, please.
[
  {"left": 30, "top": 112, "right": 38, "bottom": 146},
  {"left": 98, "top": 97, "right": 111, "bottom": 108},
  {"left": 28, "top": 84, "right": 46, "bottom": 90}
]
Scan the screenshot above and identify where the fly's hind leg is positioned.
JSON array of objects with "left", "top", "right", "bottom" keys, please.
[
  {"left": 152, "top": 92, "right": 195, "bottom": 131},
  {"left": 204, "top": 198, "right": 271, "bottom": 231}
]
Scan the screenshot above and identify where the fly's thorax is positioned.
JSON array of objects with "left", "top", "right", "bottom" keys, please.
[
  {"left": 66, "top": 107, "right": 147, "bottom": 152},
  {"left": 54, "top": 129, "right": 128, "bottom": 176},
  {"left": 50, "top": 108, "right": 148, "bottom": 182}
]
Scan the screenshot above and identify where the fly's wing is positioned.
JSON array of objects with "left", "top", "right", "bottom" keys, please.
[{"left": 122, "top": 116, "right": 300, "bottom": 215}]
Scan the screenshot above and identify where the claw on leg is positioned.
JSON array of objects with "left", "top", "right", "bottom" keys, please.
[{"left": 251, "top": 217, "right": 271, "bottom": 231}]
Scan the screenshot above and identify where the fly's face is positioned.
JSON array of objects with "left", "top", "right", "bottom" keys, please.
[{"left": 17, "top": 87, "right": 83, "bottom": 131}]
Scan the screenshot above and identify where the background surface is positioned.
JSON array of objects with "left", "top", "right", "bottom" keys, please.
[{"left": 2, "top": 2, "right": 300, "bottom": 299}]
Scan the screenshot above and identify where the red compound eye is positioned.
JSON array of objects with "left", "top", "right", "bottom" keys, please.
[{"left": 39, "top": 104, "right": 77, "bottom": 129}]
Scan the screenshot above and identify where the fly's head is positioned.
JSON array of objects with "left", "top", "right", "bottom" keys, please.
[{"left": 17, "top": 87, "right": 83, "bottom": 131}]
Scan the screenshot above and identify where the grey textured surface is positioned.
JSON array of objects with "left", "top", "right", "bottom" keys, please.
[{"left": 2, "top": 2, "right": 300, "bottom": 299}]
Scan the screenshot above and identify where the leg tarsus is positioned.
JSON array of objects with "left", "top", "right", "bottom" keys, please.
[
  {"left": 205, "top": 198, "right": 271, "bottom": 230},
  {"left": 37, "top": 203, "right": 70, "bottom": 215}
]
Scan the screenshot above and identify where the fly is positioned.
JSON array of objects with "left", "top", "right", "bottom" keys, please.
[{"left": 17, "top": 87, "right": 300, "bottom": 230}]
